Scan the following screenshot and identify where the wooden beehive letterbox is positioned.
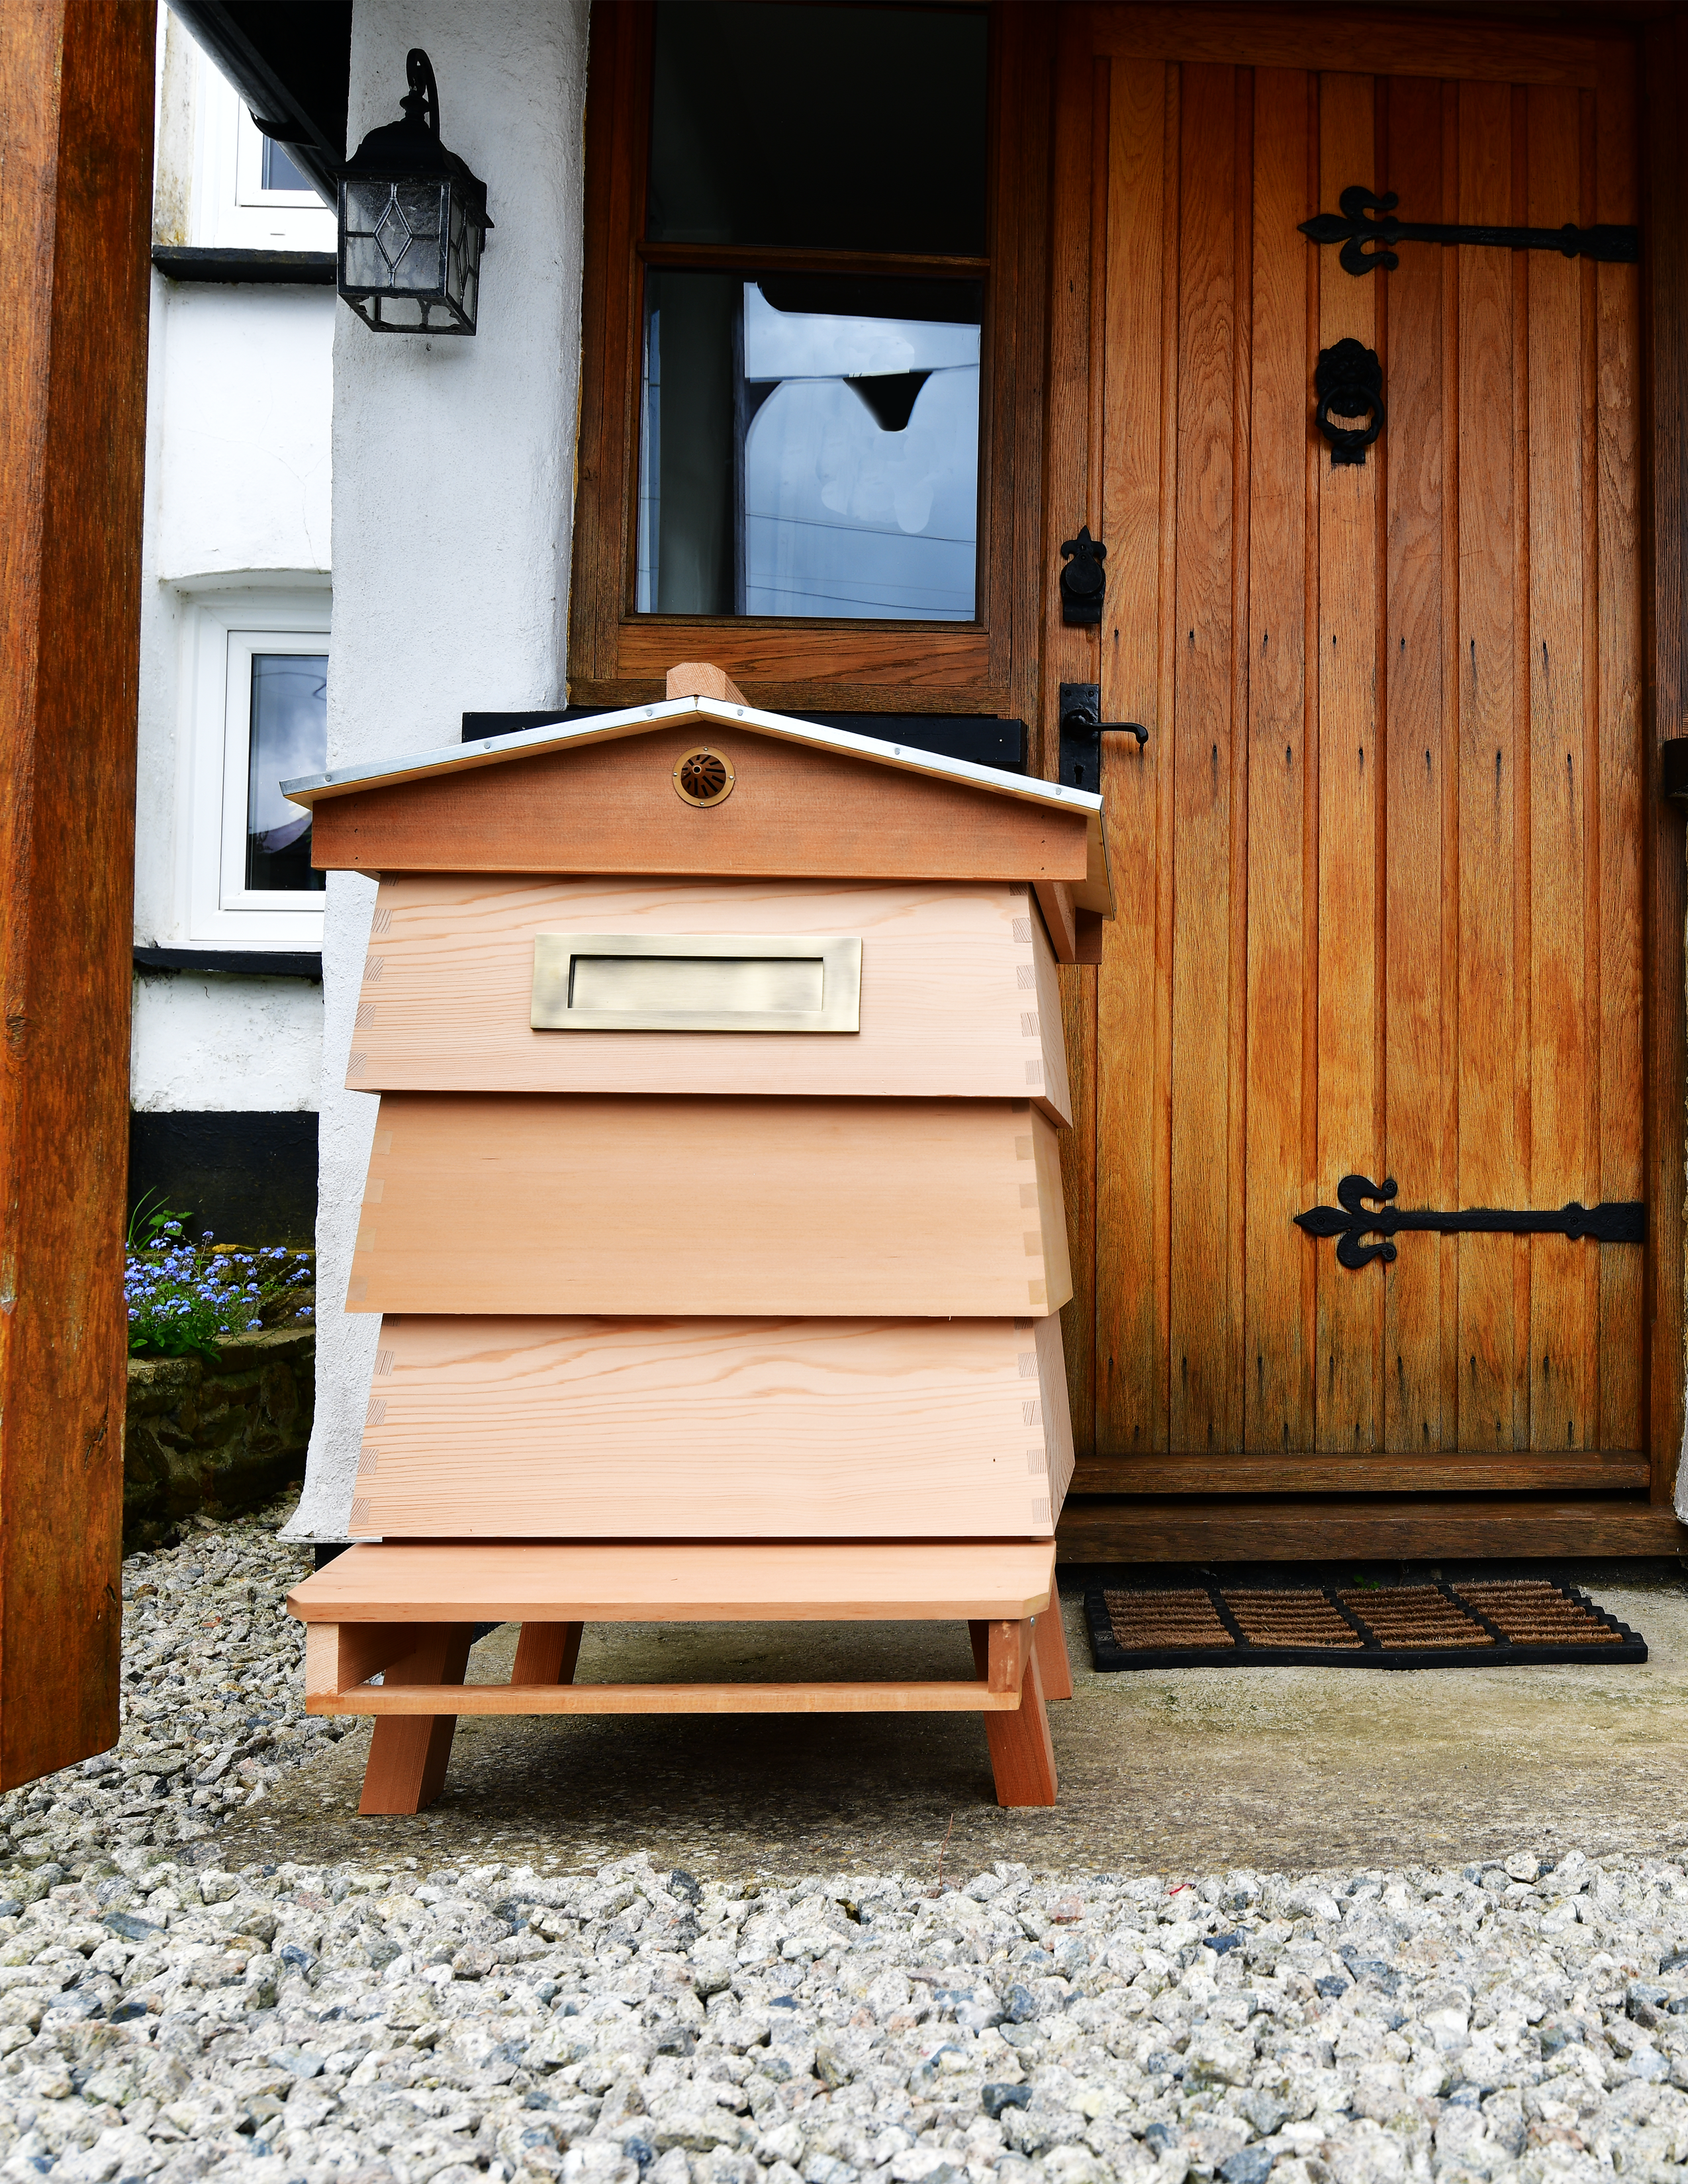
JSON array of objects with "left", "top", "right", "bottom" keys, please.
[{"left": 283, "top": 671, "right": 1112, "bottom": 1547}]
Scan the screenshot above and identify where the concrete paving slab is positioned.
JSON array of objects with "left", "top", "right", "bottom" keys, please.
[{"left": 212, "top": 1567, "right": 1688, "bottom": 1881}]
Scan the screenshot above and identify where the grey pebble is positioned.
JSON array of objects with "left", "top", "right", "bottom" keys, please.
[{"left": 0, "top": 1500, "right": 1679, "bottom": 2184}]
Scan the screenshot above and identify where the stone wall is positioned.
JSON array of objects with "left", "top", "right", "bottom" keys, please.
[{"left": 124, "top": 1328, "right": 313, "bottom": 1550}]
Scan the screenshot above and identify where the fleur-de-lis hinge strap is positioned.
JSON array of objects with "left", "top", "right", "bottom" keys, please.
[
  {"left": 1301, "top": 185, "right": 1640, "bottom": 277},
  {"left": 1295, "top": 1175, "right": 1646, "bottom": 1272}
]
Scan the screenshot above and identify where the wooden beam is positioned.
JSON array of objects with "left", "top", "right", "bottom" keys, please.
[
  {"left": 1057, "top": 1494, "right": 1688, "bottom": 1563},
  {"left": 1071, "top": 1452, "right": 1653, "bottom": 1494},
  {"left": 313, "top": 1679, "right": 1021, "bottom": 1717},
  {"left": 0, "top": 0, "right": 154, "bottom": 1790},
  {"left": 1643, "top": 15, "right": 1688, "bottom": 1504}
]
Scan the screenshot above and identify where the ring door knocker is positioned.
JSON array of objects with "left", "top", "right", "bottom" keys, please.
[{"left": 1313, "top": 338, "right": 1385, "bottom": 467}]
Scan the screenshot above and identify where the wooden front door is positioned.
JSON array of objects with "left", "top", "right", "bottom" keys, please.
[{"left": 1047, "top": 9, "right": 1661, "bottom": 1494}]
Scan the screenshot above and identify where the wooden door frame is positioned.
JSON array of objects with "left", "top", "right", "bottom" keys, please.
[{"left": 1044, "top": 3, "right": 1688, "bottom": 1557}]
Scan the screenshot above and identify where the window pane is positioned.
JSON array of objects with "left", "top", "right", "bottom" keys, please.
[
  {"left": 647, "top": 3, "right": 987, "bottom": 257},
  {"left": 246, "top": 655, "right": 327, "bottom": 892},
  {"left": 638, "top": 273, "right": 981, "bottom": 622},
  {"left": 261, "top": 137, "right": 313, "bottom": 193}
]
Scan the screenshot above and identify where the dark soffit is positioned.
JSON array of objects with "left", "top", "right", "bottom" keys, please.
[{"left": 173, "top": 3, "right": 352, "bottom": 205}]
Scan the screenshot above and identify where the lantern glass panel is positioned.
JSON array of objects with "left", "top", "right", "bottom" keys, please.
[{"left": 339, "top": 176, "right": 482, "bottom": 334}]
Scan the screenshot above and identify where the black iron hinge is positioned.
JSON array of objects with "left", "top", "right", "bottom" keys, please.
[
  {"left": 1301, "top": 186, "right": 1639, "bottom": 277},
  {"left": 1296, "top": 1174, "right": 1644, "bottom": 1271}
]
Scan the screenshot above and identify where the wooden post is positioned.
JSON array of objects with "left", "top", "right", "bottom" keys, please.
[
  {"left": 358, "top": 1625, "right": 474, "bottom": 1815},
  {"left": 0, "top": 1, "right": 155, "bottom": 1788}
]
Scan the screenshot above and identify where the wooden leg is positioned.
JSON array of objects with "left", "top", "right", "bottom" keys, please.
[
  {"left": 1033, "top": 1599, "right": 1074, "bottom": 1702},
  {"left": 512, "top": 1620, "right": 583, "bottom": 1684},
  {"left": 984, "top": 1641, "right": 1058, "bottom": 1808},
  {"left": 358, "top": 1625, "right": 473, "bottom": 1816}
]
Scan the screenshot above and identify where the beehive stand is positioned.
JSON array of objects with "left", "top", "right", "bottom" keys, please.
[
  {"left": 293, "top": 1541, "right": 1074, "bottom": 1811},
  {"left": 283, "top": 662, "right": 1111, "bottom": 1813}
]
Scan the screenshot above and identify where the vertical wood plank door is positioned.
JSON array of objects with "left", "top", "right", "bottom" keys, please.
[{"left": 1049, "top": 10, "right": 1659, "bottom": 1496}]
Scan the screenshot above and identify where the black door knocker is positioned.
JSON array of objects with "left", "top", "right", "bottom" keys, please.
[
  {"left": 1313, "top": 339, "right": 1384, "bottom": 467},
  {"left": 1059, "top": 525, "right": 1107, "bottom": 625}
]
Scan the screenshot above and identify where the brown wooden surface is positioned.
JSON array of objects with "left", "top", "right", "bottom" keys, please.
[
  {"left": 1056, "top": 1493, "right": 1688, "bottom": 1563},
  {"left": 1086, "top": 9, "right": 1603, "bottom": 85},
  {"left": 510, "top": 1622, "right": 583, "bottom": 1685},
  {"left": 323, "top": 1680, "right": 1023, "bottom": 1718},
  {"left": 305, "top": 1623, "right": 417, "bottom": 1698},
  {"left": 357, "top": 1625, "right": 471, "bottom": 1817},
  {"left": 0, "top": 0, "right": 154, "bottom": 1791},
  {"left": 983, "top": 1644, "right": 1057, "bottom": 1807},
  {"left": 667, "top": 662, "right": 747, "bottom": 705},
  {"left": 308, "top": 721, "right": 1094, "bottom": 892},
  {"left": 352, "top": 1315, "right": 1071, "bottom": 1541},
  {"left": 288, "top": 1540, "right": 1057, "bottom": 1623},
  {"left": 346, "top": 875, "right": 1073, "bottom": 1124},
  {"left": 1642, "top": 21, "right": 1688, "bottom": 1499},
  {"left": 346, "top": 1096, "right": 1072, "bottom": 1319},
  {"left": 1070, "top": 1451, "right": 1652, "bottom": 1495},
  {"left": 1033, "top": 1598, "right": 1074, "bottom": 1702},
  {"left": 1052, "top": 13, "right": 1655, "bottom": 1492},
  {"left": 567, "top": 1, "right": 1053, "bottom": 723}
]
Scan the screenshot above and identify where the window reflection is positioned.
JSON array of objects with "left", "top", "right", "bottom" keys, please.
[
  {"left": 246, "top": 655, "right": 327, "bottom": 891},
  {"left": 637, "top": 275, "right": 980, "bottom": 621}
]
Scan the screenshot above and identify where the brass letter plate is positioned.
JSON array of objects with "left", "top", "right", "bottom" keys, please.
[{"left": 531, "top": 934, "right": 862, "bottom": 1032}]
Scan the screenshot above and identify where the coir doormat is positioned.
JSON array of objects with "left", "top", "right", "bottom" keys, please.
[{"left": 1085, "top": 1578, "right": 1646, "bottom": 1671}]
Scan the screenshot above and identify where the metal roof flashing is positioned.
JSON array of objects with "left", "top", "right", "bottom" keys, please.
[{"left": 281, "top": 697, "right": 1113, "bottom": 916}]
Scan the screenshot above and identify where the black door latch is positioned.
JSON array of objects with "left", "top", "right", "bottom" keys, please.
[
  {"left": 1057, "top": 683, "right": 1149, "bottom": 791},
  {"left": 1058, "top": 527, "right": 1107, "bottom": 625}
]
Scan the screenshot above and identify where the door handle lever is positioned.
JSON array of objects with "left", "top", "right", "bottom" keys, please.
[{"left": 1057, "top": 682, "right": 1149, "bottom": 790}]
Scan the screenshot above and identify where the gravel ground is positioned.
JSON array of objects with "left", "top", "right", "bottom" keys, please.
[
  {"left": 0, "top": 1502, "right": 343, "bottom": 1873},
  {"left": 1, "top": 1516, "right": 1687, "bottom": 2183}
]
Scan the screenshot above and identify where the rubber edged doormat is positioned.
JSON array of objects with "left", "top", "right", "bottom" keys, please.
[{"left": 1085, "top": 1578, "right": 1646, "bottom": 1670}]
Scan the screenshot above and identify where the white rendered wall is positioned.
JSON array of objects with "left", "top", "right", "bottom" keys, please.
[
  {"left": 286, "top": 0, "right": 590, "bottom": 1539},
  {"left": 132, "top": 10, "right": 334, "bottom": 1099},
  {"left": 131, "top": 972, "right": 322, "bottom": 1113}
]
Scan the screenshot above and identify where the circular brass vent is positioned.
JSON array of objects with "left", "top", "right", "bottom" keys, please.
[{"left": 673, "top": 745, "right": 735, "bottom": 806}]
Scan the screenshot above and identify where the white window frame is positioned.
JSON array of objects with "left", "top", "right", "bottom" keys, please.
[
  {"left": 233, "top": 112, "right": 324, "bottom": 214},
  {"left": 180, "top": 588, "right": 330, "bottom": 948},
  {"left": 189, "top": 38, "right": 336, "bottom": 251}
]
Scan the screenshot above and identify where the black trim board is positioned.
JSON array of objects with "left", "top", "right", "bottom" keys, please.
[
  {"left": 129, "top": 1111, "right": 318, "bottom": 1248},
  {"left": 461, "top": 707, "right": 1029, "bottom": 774},
  {"left": 153, "top": 246, "right": 335, "bottom": 286},
  {"left": 134, "top": 947, "right": 321, "bottom": 982}
]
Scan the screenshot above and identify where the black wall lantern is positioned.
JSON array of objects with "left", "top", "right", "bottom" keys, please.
[{"left": 337, "top": 50, "right": 492, "bottom": 336}]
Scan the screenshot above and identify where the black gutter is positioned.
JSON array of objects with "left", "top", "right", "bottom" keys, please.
[{"left": 153, "top": 246, "right": 336, "bottom": 286}]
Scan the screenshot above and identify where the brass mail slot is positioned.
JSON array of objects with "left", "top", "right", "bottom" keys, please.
[{"left": 531, "top": 934, "right": 862, "bottom": 1032}]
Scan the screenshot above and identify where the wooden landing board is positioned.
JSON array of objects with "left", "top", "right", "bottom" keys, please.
[
  {"left": 1056, "top": 1495, "right": 1688, "bottom": 1563},
  {"left": 348, "top": 876, "right": 1072, "bottom": 1126},
  {"left": 305, "top": 718, "right": 1096, "bottom": 907},
  {"left": 348, "top": 1097, "right": 1073, "bottom": 1317},
  {"left": 349, "top": 1314, "right": 1074, "bottom": 1540},
  {"left": 287, "top": 1539, "right": 1059, "bottom": 1623}
]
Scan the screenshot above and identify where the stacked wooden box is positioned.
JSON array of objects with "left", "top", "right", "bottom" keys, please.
[{"left": 285, "top": 666, "right": 1111, "bottom": 1813}]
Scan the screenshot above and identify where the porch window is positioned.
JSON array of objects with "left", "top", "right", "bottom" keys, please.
[
  {"left": 633, "top": 1, "right": 986, "bottom": 623},
  {"left": 569, "top": 0, "right": 1041, "bottom": 717}
]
